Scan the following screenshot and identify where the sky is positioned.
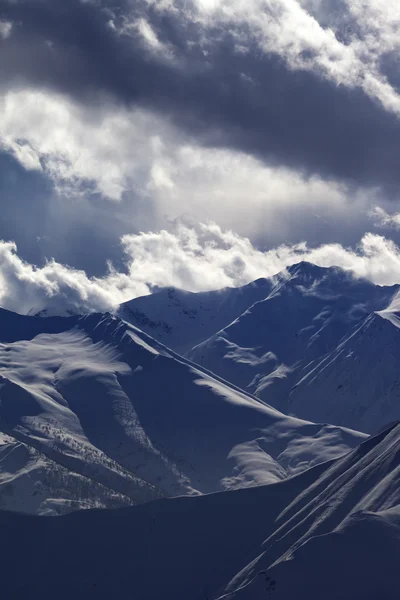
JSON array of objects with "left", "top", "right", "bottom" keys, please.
[{"left": 1, "top": 0, "right": 400, "bottom": 313}]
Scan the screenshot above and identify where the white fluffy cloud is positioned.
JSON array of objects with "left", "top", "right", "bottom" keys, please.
[
  {"left": 150, "top": 0, "right": 400, "bottom": 117},
  {"left": 1, "top": 3, "right": 399, "bottom": 217},
  {"left": 369, "top": 206, "right": 400, "bottom": 231},
  {"left": 1, "top": 4, "right": 400, "bottom": 317},
  {"left": 0, "top": 87, "right": 367, "bottom": 242},
  {"left": 0, "top": 90, "right": 173, "bottom": 201},
  {"left": 2, "top": 222, "right": 400, "bottom": 316}
]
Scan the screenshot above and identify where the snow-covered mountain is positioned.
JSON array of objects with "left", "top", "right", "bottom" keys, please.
[
  {"left": 118, "top": 278, "right": 273, "bottom": 354},
  {"left": 1, "top": 421, "right": 399, "bottom": 599},
  {"left": 286, "top": 309, "right": 400, "bottom": 432},
  {"left": 0, "top": 307, "right": 364, "bottom": 515},
  {"left": 186, "top": 263, "right": 400, "bottom": 433},
  {"left": 2, "top": 263, "right": 400, "bottom": 598},
  {"left": 0, "top": 431, "right": 129, "bottom": 514},
  {"left": 115, "top": 263, "right": 400, "bottom": 433},
  {"left": 221, "top": 420, "right": 400, "bottom": 600}
]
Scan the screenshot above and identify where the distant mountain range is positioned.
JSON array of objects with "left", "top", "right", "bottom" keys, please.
[
  {"left": 118, "top": 277, "right": 273, "bottom": 354},
  {"left": 122, "top": 262, "right": 400, "bottom": 433},
  {"left": 0, "top": 306, "right": 363, "bottom": 515},
  {"left": 3, "top": 261, "right": 400, "bottom": 598},
  {"left": 2, "top": 421, "right": 399, "bottom": 599}
]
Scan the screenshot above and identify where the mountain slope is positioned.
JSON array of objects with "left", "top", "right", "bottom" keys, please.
[
  {"left": 0, "top": 423, "right": 399, "bottom": 600},
  {"left": 0, "top": 432, "right": 130, "bottom": 515},
  {"left": 287, "top": 310, "right": 400, "bottom": 431},
  {"left": 0, "top": 307, "right": 364, "bottom": 514},
  {"left": 118, "top": 278, "right": 272, "bottom": 354},
  {"left": 188, "top": 263, "right": 400, "bottom": 433},
  {"left": 221, "top": 421, "right": 400, "bottom": 599}
]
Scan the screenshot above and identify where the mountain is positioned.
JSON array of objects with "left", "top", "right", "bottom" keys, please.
[
  {"left": 187, "top": 263, "right": 400, "bottom": 433},
  {"left": 221, "top": 421, "right": 400, "bottom": 600},
  {"left": 0, "top": 432, "right": 130, "bottom": 514},
  {"left": 2, "top": 264, "right": 400, "bottom": 598},
  {"left": 1, "top": 422, "right": 399, "bottom": 599},
  {"left": 118, "top": 278, "right": 273, "bottom": 354},
  {"left": 33, "top": 263, "right": 400, "bottom": 434},
  {"left": 0, "top": 307, "right": 364, "bottom": 515},
  {"left": 287, "top": 309, "right": 400, "bottom": 432}
]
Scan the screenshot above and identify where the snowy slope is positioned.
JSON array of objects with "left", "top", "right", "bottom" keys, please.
[
  {"left": 188, "top": 263, "right": 400, "bottom": 433},
  {"left": 0, "top": 432, "right": 130, "bottom": 515},
  {"left": 288, "top": 310, "right": 400, "bottom": 432},
  {"left": 0, "top": 307, "right": 364, "bottom": 514},
  {"left": 118, "top": 278, "right": 272, "bottom": 354},
  {"left": 221, "top": 421, "right": 400, "bottom": 600},
  {"left": 0, "top": 422, "right": 399, "bottom": 599}
]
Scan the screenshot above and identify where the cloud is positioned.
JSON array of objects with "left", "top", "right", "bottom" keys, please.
[
  {"left": 2, "top": 0, "right": 400, "bottom": 299},
  {"left": 369, "top": 206, "right": 400, "bottom": 231},
  {"left": 2, "top": 87, "right": 378, "bottom": 251},
  {"left": 2, "top": 222, "right": 400, "bottom": 316},
  {"left": 2, "top": 0, "right": 400, "bottom": 191},
  {"left": 0, "top": 20, "right": 12, "bottom": 40},
  {"left": 0, "top": 241, "right": 128, "bottom": 316},
  {"left": 187, "top": 0, "right": 400, "bottom": 114},
  {"left": 0, "top": 89, "right": 162, "bottom": 200}
]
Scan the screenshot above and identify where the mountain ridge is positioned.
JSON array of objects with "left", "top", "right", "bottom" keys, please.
[
  {"left": 0, "top": 421, "right": 398, "bottom": 599},
  {"left": 0, "top": 307, "right": 365, "bottom": 514},
  {"left": 187, "top": 264, "right": 400, "bottom": 433}
]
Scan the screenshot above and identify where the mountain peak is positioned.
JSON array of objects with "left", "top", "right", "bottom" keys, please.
[{"left": 287, "top": 261, "right": 329, "bottom": 277}]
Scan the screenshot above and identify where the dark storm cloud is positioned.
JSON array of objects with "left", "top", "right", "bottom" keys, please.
[
  {"left": 0, "top": 151, "right": 52, "bottom": 266},
  {"left": 0, "top": 150, "right": 155, "bottom": 276},
  {"left": 1, "top": 0, "right": 400, "bottom": 191}
]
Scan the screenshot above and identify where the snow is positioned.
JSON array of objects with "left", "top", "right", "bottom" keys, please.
[
  {"left": 186, "top": 263, "right": 400, "bottom": 433},
  {"left": 287, "top": 311, "right": 400, "bottom": 432},
  {"left": 0, "top": 422, "right": 399, "bottom": 599},
  {"left": 0, "top": 307, "right": 364, "bottom": 514},
  {"left": 118, "top": 278, "right": 272, "bottom": 354},
  {"left": 221, "top": 422, "right": 400, "bottom": 599},
  {"left": 1, "top": 261, "right": 400, "bottom": 597},
  {"left": 33, "top": 262, "right": 400, "bottom": 433},
  {"left": 0, "top": 435, "right": 130, "bottom": 515}
]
